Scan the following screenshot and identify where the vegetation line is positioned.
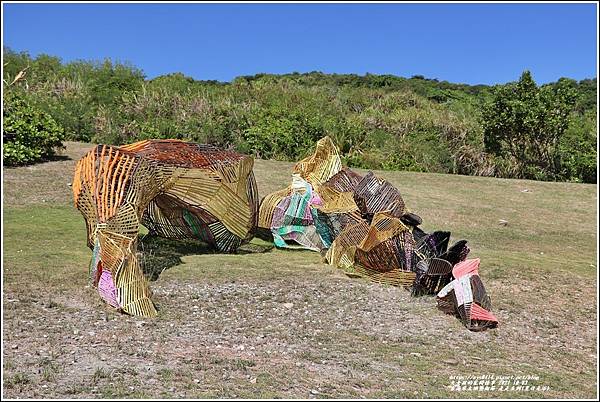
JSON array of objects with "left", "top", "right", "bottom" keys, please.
[{"left": 2, "top": 49, "right": 596, "bottom": 183}]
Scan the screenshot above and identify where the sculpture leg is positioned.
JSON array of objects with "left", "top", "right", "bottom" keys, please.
[{"left": 96, "top": 229, "right": 157, "bottom": 317}]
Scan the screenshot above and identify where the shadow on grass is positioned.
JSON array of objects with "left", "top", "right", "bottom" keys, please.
[
  {"left": 139, "top": 234, "right": 274, "bottom": 282},
  {"left": 4, "top": 154, "right": 72, "bottom": 169},
  {"left": 46, "top": 153, "right": 72, "bottom": 162}
]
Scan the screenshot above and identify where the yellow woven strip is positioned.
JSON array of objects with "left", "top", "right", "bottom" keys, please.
[
  {"left": 358, "top": 212, "right": 409, "bottom": 252},
  {"left": 292, "top": 136, "right": 342, "bottom": 186},
  {"left": 257, "top": 187, "right": 291, "bottom": 229},
  {"left": 351, "top": 264, "right": 416, "bottom": 288},
  {"left": 314, "top": 185, "right": 359, "bottom": 214},
  {"left": 115, "top": 252, "right": 157, "bottom": 317}
]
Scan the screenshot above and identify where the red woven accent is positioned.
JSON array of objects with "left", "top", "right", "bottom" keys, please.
[
  {"left": 452, "top": 258, "right": 480, "bottom": 279},
  {"left": 120, "top": 140, "right": 244, "bottom": 168},
  {"left": 470, "top": 302, "right": 498, "bottom": 322}
]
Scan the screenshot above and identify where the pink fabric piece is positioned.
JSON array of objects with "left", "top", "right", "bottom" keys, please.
[
  {"left": 470, "top": 303, "right": 498, "bottom": 323},
  {"left": 302, "top": 202, "right": 314, "bottom": 221},
  {"left": 310, "top": 192, "right": 323, "bottom": 207},
  {"left": 271, "top": 196, "right": 293, "bottom": 229},
  {"left": 98, "top": 270, "right": 119, "bottom": 308},
  {"left": 452, "top": 258, "right": 480, "bottom": 279}
]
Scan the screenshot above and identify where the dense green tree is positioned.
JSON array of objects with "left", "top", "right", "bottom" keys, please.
[
  {"left": 482, "top": 71, "right": 578, "bottom": 180},
  {"left": 2, "top": 48, "right": 31, "bottom": 83},
  {"left": 559, "top": 110, "right": 597, "bottom": 183}
]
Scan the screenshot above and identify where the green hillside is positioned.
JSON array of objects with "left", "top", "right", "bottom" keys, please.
[{"left": 2, "top": 48, "right": 597, "bottom": 182}]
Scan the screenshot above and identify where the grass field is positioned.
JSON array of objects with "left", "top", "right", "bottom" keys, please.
[{"left": 2, "top": 142, "right": 598, "bottom": 399}]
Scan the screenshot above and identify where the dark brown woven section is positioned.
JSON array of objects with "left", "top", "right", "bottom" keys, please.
[
  {"left": 323, "top": 167, "right": 363, "bottom": 192},
  {"left": 354, "top": 237, "right": 406, "bottom": 273},
  {"left": 412, "top": 258, "right": 454, "bottom": 296},
  {"left": 440, "top": 240, "right": 470, "bottom": 265},
  {"left": 471, "top": 275, "right": 493, "bottom": 311},
  {"left": 400, "top": 212, "right": 423, "bottom": 227},
  {"left": 436, "top": 291, "right": 456, "bottom": 315},
  {"left": 416, "top": 231, "right": 451, "bottom": 259},
  {"left": 353, "top": 172, "right": 406, "bottom": 219}
]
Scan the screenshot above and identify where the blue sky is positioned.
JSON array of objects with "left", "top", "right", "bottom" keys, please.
[{"left": 2, "top": 2, "right": 597, "bottom": 85}]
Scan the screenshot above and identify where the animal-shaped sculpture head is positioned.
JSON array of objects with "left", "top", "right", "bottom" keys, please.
[{"left": 73, "top": 140, "right": 259, "bottom": 316}]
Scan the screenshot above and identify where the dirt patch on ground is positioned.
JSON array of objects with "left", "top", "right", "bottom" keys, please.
[{"left": 3, "top": 266, "right": 596, "bottom": 398}]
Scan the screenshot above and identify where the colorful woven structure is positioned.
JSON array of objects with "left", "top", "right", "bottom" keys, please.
[
  {"left": 257, "top": 136, "right": 344, "bottom": 251},
  {"left": 258, "top": 136, "right": 425, "bottom": 287},
  {"left": 436, "top": 258, "right": 499, "bottom": 331},
  {"left": 73, "top": 135, "right": 497, "bottom": 330},
  {"left": 73, "top": 139, "right": 258, "bottom": 316},
  {"left": 258, "top": 136, "right": 498, "bottom": 331}
]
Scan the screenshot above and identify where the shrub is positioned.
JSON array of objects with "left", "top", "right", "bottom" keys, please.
[
  {"left": 3, "top": 93, "right": 65, "bottom": 166},
  {"left": 559, "top": 111, "right": 597, "bottom": 183},
  {"left": 241, "top": 108, "right": 327, "bottom": 160},
  {"left": 482, "top": 71, "right": 577, "bottom": 180}
]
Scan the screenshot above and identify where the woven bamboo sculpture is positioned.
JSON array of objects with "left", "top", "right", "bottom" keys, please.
[
  {"left": 258, "top": 136, "right": 498, "bottom": 331},
  {"left": 436, "top": 258, "right": 499, "bottom": 331},
  {"left": 258, "top": 136, "right": 423, "bottom": 287},
  {"left": 73, "top": 139, "right": 258, "bottom": 317}
]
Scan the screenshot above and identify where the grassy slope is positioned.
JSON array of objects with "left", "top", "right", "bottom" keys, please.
[{"left": 2, "top": 142, "right": 597, "bottom": 398}]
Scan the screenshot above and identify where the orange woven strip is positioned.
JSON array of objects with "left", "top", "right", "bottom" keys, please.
[
  {"left": 119, "top": 139, "right": 150, "bottom": 152},
  {"left": 85, "top": 151, "right": 96, "bottom": 209},
  {"left": 96, "top": 145, "right": 107, "bottom": 221},
  {"left": 114, "top": 156, "right": 134, "bottom": 214}
]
